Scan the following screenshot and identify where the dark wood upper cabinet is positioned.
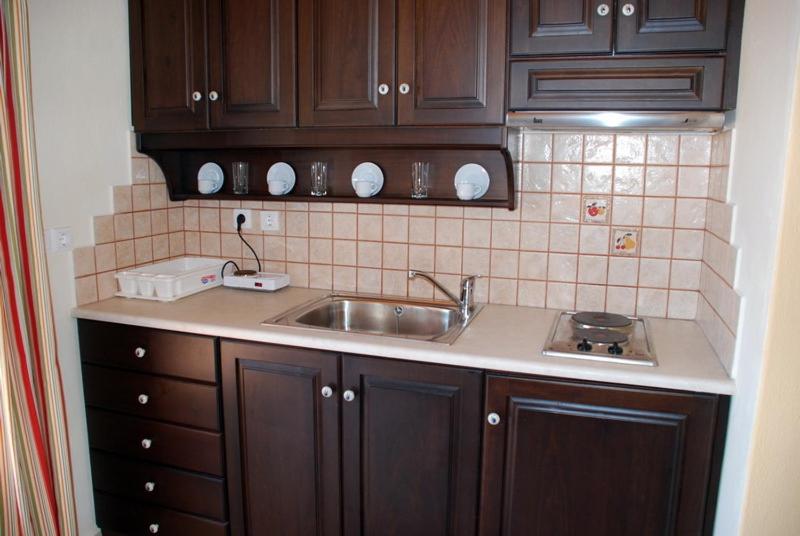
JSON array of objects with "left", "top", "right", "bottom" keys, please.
[
  {"left": 341, "top": 355, "right": 483, "bottom": 536},
  {"left": 616, "top": 0, "right": 731, "bottom": 53},
  {"left": 207, "top": 0, "right": 296, "bottom": 128},
  {"left": 221, "top": 341, "right": 341, "bottom": 536},
  {"left": 479, "top": 375, "right": 725, "bottom": 536},
  {"left": 130, "top": 0, "right": 208, "bottom": 132},
  {"left": 510, "top": 0, "right": 614, "bottom": 56},
  {"left": 396, "top": 0, "right": 506, "bottom": 125},
  {"left": 298, "top": 0, "right": 396, "bottom": 126}
]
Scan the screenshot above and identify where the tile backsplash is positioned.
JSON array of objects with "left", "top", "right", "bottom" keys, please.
[{"left": 73, "top": 130, "right": 740, "bottom": 369}]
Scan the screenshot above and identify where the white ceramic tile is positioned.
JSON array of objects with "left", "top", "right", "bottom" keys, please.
[
  {"left": 286, "top": 237, "right": 309, "bottom": 263},
  {"left": 613, "top": 166, "right": 645, "bottom": 195},
  {"left": 309, "top": 265, "right": 333, "bottom": 290},
  {"left": 607, "top": 257, "right": 639, "bottom": 286},
  {"left": 357, "top": 241, "right": 382, "bottom": 268},
  {"left": 463, "top": 219, "right": 491, "bottom": 248},
  {"left": 309, "top": 238, "right": 333, "bottom": 264},
  {"left": 520, "top": 193, "right": 551, "bottom": 222},
  {"left": 636, "top": 288, "right": 668, "bottom": 317},
  {"left": 519, "top": 251, "right": 548, "bottom": 280},
  {"left": 491, "top": 220, "right": 521, "bottom": 249},
  {"left": 670, "top": 260, "right": 701, "bottom": 290},
  {"left": 646, "top": 135, "right": 679, "bottom": 164},
  {"left": 517, "top": 280, "right": 546, "bottom": 307},
  {"left": 358, "top": 214, "right": 382, "bottom": 241},
  {"left": 436, "top": 246, "right": 462, "bottom": 274},
  {"left": 638, "top": 258, "right": 670, "bottom": 288},
  {"left": 668, "top": 290, "right": 699, "bottom": 319},
  {"left": 579, "top": 225, "right": 610, "bottom": 255},
  {"left": 673, "top": 229, "right": 704, "bottom": 260},
  {"left": 675, "top": 199, "right": 707, "bottom": 229},
  {"left": 520, "top": 222, "right": 549, "bottom": 251},
  {"left": 547, "top": 253, "right": 577, "bottom": 282},
  {"left": 357, "top": 268, "right": 381, "bottom": 294},
  {"left": 552, "top": 164, "right": 582, "bottom": 192},
  {"left": 615, "top": 135, "right": 646, "bottom": 164},
  {"left": 583, "top": 135, "right": 614, "bottom": 163},
  {"left": 462, "top": 248, "right": 490, "bottom": 276},
  {"left": 550, "top": 194, "right": 581, "bottom": 223},
  {"left": 582, "top": 196, "right": 611, "bottom": 224},
  {"left": 333, "top": 266, "right": 357, "bottom": 292},
  {"left": 583, "top": 165, "right": 613, "bottom": 194},
  {"left": 605, "top": 286, "right": 637, "bottom": 315},
  {"left": 382, "top": 216, "right": 409, "bottom": 243},
  {"left": 435, "top": 218, "right": 463, "bottom": 246},
  {"left": 679, "top": 135, "right": 712, "bottom": 165},
  {"left": 490, "top": 249, "right": 519, "bottom": 278},
  {"left": 611, "top": 228, "right": 640, "bottom": 256},
  {"left": 642, "top": 198, "right": 675, "bottom": 228},
  {"left": 546, "top": 282, "right": 576, "bottom": 309},
  {"left": 408, "top": 217, "right": 435, "bottom": 244},
  {"left": 640, "top": 228, "right": 673, "bottom": 258},
  {"left": 333, "top": 213, "right": 357, "bottom": 240},
  {"left": 611, "top": 197, "right": 643, "bottom": 226},
  {"left": 644, "top": 166, "right": 678, "bottom": 196},
  {"left": 408, "top": 244, "right": 435, "bottom": 272},
  {"left": 521, "top": 163, "right": 552, "bottom": 192},
  {"left": 553, "top": 133, "right": 583, "bottom": 162},
  {"left": 677, "top": 166, "right": 710, "bottom": 197},
  {"left": 523, "top": 133, "right": 553, "bottom": 162},
  {"left": 489, "top": 278, "right": 518, "bottom": 305},
  {"left": 382, "top": 243, "right": 408, "bottom": 270},
  {"left": 549, "top": 224, "right": 579, "bottom": 253},
  {"left": 382, "top": 270, "right": 408, "bottom": 297},
  {"left": 332, "top": 240, "right": 356, "bottom": 265},
  {"left": 576, "top": 284, "right": 606, "bottom": 311},
  {"left": 577, "top": 255, "right": 608, "bottom": 284}
]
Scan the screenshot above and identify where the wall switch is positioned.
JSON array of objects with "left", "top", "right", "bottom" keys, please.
[
  {"left": 261, "top": 211, "right": 280, "bottom": 232},
  {"left": 47, "top": 227, "right": 73, "bottom": 253},
  {"left": 232, "top": 209, "right": 252, "bottom": 230}
]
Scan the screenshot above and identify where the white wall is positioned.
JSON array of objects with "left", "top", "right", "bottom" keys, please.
[
  {"left": 714, "top": 2, "right": 800, "bottom": 534},
  {"left": 28, "top": 1, "right": 131, "bottom": 534}
]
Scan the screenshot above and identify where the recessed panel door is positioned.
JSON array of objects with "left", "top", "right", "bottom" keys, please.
[{"left": 510, "top": 0, "right": 614, "bottom": 56}]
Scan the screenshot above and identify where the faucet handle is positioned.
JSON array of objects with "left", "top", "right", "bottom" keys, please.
[{"left": 461, "top": 274, "right": 481, "bottom": 286}]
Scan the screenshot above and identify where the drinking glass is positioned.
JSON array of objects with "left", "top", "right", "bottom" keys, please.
[
  {"left": 232, "top": 161, "right": 249, "bottom": 195},
  {"left": 411, "top": 162, "right": 430, "bottom": 199},
  {"left": 311, "top": 162, "right": 328, "bottom": 196}
]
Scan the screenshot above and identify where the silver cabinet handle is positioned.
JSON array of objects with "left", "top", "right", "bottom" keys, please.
[
  {"left": 138, "top": 394, "right": 149, "bottom": 405},
  {"left": 134, "top": 347, "right": 146, "bottom": 359},
  {"left": 141, "top": 438, "right": 152, "bottom": 449},
  {"left": 596, "top": 3, "right": 609, "bottom": 16},
  {"left": 622, "top": 3, "right": 635, "bottom": 16},
  {"left": 487, "top": 412, "right": 501, "bottom": 426},
  {"left": 378, "top": 83, "right": 390, "bottom": 96},
  {"left": 144, "top": 481, "right": 156, "bottom": 493},
  {"left": 343, "top": 389, "right": 356, "bottom": 402},
  {"left": 399, "top": 83, "right": 410, "bottom": 95},
  {"left": 191, "top": 91, "right": 202, "bottom": 102},
  {"left": 321, "top": 385, "right": 334, "bottom": 398},
  {"left": 208, "top": 90, "right": 219, "bottom": 101},
  {"left": 149, "top": 524, "right": 159, "bottom": 534}
]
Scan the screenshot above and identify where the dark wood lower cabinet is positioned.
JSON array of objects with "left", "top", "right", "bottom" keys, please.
[
  {"left": 479, "top": 375, "right": 727, "bottom": 536},
  {"left": 221, "top": 341, "right": 341, "bottom": 536},
  {"left": 341, "top": 355, "right": 483, "bottom": 536}
]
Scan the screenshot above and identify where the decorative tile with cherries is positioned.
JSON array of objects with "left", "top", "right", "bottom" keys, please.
[
  {"left": 582, "top": 196, "right": 610, "bottom": 224},
  {"left": 611, "top": 228, "right": 639, "bottom": 256}
]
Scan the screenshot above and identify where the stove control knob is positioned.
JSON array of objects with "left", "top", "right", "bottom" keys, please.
[
  {"left": 608, "top": 343, "right": 624, "bottom": 355},
  {"left": 577, "top": 338, "right": 592, "bottom": 352}
]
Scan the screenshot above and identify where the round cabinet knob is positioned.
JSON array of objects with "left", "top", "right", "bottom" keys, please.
[
  {"left": 487, "top": 412, "right": 501, "bottom": 426},
  {"left": 378, "top": 83, "right": 390, "bottom": 96},
  {"left": 134, "top": 347, "right": 146, "bottom": 359},
  {"left": 208, "top": 90, "right": 219, "bottom": 101},
  {"left": 596, "top": 3, "right": 609, "bottom": 16},
  {"left": 138, "top": 394, "right": 149, "bottom": 405},
  {"left": 144, "top": 481, "right": 156, "bottom": 493},
  {"left": 192, "top": 91, "right": 202, "bottom": 102},
  {"left": 321, "top": 385, "right": 335, "bottom": 398},
  {"left": 141, "top": 438, "right": 152, "bottom": 450},
  {"left": 149, "top": 524, "right": 159, "bottom": 534},
  {"left": 399, "top": 83, "right": 410, "bottom": 95},
  {"left": 343, "top": 389, "right": 356, "bottom": 402},
  {"left": 622, "top": 3, "right": 636, "bottom": 16}
]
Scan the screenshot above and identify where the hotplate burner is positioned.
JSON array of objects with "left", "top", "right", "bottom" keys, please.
[
  {"left": 574, "top": 328, "right": 628, "bottom": 345},
  {"left": 572, "top": 311, "right": 632, "bottom": 329}
]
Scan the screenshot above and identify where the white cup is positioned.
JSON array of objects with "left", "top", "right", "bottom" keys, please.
[
  {"left": 268, "top": 180, "right": 288, "bottom": 196},
  {"left": 198, "top": 179, "right": 216, "bottom": 194},
  {"left": 354, "top": 180, "right": 376, "bottom": 198},
  {"left": 456, "top": 183, "right": 479, "bottom": 200}
]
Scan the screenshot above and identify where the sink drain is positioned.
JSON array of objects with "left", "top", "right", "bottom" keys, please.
[{"left": 394, "top": 306, "right": 405, "bottom": 316}]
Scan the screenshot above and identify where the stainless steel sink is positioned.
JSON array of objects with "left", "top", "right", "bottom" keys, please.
[{"left": 263, "top": 293, "right": 483, "bottom": 344}]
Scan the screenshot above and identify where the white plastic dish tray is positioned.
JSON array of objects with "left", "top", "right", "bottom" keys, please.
[{"left": 115, "top": 257, "right": 226, "bottom": 302}]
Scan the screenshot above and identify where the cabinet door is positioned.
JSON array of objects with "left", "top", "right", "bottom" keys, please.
[
  {"left": 298, "top": 0, "right": 395, "bottom": 126},
  {"left": 396, "top": 0, "right": 506, "bottom": 125},
  {"left": 341, "top": 355, "right": 483, "bottom": 536},
  {"left": 129, "top": 0, "right": 208, "bottom": 132},
  {"left": 221, "top": 341, "right": 341, "bottom": 536},
  {"left": 207, "top": 0, "right": 296, "bottom": 128},
  {"left": 616, "top": 0, "right": 731, "bottom": 53},
  {"left": 479, "top": 375, "right": 721, "bottom": 535},
  {"left": 510, "top": 0, "right": 613, "bottom": 56}
]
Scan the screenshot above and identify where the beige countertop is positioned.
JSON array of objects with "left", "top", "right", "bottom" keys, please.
[{"left": 72, "top": 286, "right": 735, "bottom": 395}]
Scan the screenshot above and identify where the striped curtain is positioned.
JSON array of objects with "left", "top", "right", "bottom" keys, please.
[{"left": 0, "top": 1, "right": 77, "bottom": 535}]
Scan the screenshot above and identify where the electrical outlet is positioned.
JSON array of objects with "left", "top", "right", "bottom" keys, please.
[
  {"left": 261, "top": 211, "right": 281, "bottom": 232},
  {"left": 232, "top": 209, "right": 252, "bottom": 230},
  {"left": 47, "top": 227, "right": 73, "bottom": 253}
]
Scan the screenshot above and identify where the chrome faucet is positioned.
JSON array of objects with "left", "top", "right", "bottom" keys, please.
[{"left": 408, "top": 270, "right": 480, "bottom": 319}]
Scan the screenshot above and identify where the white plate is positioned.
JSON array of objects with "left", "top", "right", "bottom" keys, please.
[
  {"left": 266, "top": 162, "right": 296, "bottom": 196},
  {"left": 351, "top": 162, "right": 384, "bottom": 198},
  {"left": 454, "top": 163, "right": 490, "bottom": 200},
  {"left": 197, "top": 162, "right": 224, "bottom": 194}
]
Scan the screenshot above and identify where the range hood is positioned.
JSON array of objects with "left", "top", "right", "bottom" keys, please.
[{"left": 506, "top": 111, "right": 726, "bottom": 132}]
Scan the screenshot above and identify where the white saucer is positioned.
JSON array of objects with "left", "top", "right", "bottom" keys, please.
[
  {"left": 454, "top": 163, "right": 490, "bottom": 200},
  {"left": 266, "top": 162, "right": 296, "bottom": 196},
  {"left": 197, "top": 162, "right": 224, "bottom": 194},
  {"left": 351, "top": 162, "right": 384, "bottom": 198}
]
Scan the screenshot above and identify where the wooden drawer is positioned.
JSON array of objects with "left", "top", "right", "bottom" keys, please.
[
  {"left": 78, "top": 320, "right": 217, "bottom": 382},
  {"left": 90, "top": 450, "right": 227, "bottom": 520},
  {"left": 95, "top": 492, "right": 228, "bottom": 536},
  {"left": 83, "top": 365, "right": 220, "bottom": 430},
  {"left": 87, "top": 409, "right": 225, "bottom": 476},
  {"left": 509, "top": 56, "right": 725, "bottom": 111}
]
